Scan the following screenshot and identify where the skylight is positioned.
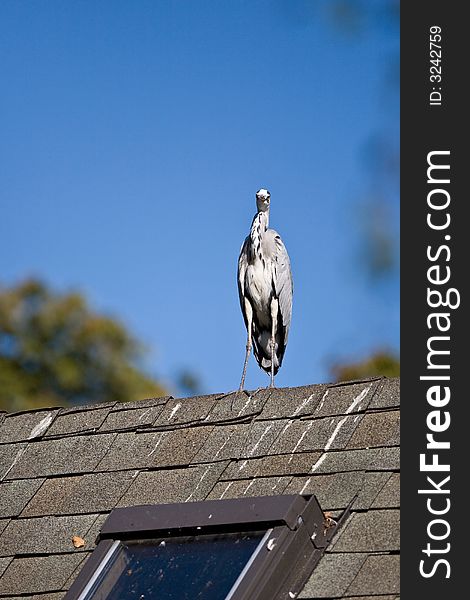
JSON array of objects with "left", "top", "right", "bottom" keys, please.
[{"left": 65, "top": 495, "right": 343, "bottom": 600}]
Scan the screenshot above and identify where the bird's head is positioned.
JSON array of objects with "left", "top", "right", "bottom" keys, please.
[{"left": 256, "top": 188, "right": 271, "bottom": 212}]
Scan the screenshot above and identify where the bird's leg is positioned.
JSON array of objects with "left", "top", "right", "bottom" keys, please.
[
  {"left": 239, "top": 299, "right": 253, "bottom": 391},
  {"left": 270, "top": 298, "right": 279, "bottom": 388}
]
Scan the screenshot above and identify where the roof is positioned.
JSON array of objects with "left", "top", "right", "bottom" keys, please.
[{"left": 0, "top": 376, "right": 400, "bottom": 599}]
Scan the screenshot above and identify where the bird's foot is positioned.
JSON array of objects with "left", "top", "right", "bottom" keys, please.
[{"left": 224, "top": 388, "right": 250, "bottom": 411}]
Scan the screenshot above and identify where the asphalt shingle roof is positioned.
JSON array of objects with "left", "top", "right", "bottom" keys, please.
[{"left": 0, "top": 376, "right": 400, "bottom": 599}]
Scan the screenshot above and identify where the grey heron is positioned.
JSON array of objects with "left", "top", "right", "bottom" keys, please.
[{"left": 237, "top": 188, "right": 293, "bottom": 390}]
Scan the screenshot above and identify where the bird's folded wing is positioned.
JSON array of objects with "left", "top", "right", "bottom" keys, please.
[{"left": 273, "top": 233, "right": 293, "bottom": 333}]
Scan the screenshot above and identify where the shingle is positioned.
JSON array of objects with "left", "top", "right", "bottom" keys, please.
[
  {"left": 369, "top": 377, "right": 400, "bottom": 410},
  {"left": 0, "top": 478, "right": 45, "bottom": 518},
  {"left": 99, "top": 403, "right": 165, "bottom": 432},
  {"left": 97, "top": 426, "right": 213, "bottom": 471},
  {"left": 62, "top": 552, "right": 90, "bottom": 591},
  {"left": 0, "top": 514, "right": 99, "bottom": 556},
  {"left": 257, "top": 385, "right": 327, "bottom": 419},
  {"left": 352, "top": 472, "right": 393, "bottom": 510},
  {"left": 22, "top": 471, "right": 137, "bottom": 517},
  {"left": 192, "top": 423, "right": 251, "bottom": 463},
  {"left": 372, "top": 473, "right": 400, "bottom": 508},
  {"left": 5, "top": 433, "right": 116, "bottom": 480},
  {"left": 19, "top": 594, "right": 66, "bottom": 600},
  {"left": 240, "top": 420, "right": 290, "bottom": 458},
  {"left": 0, "top": 519, "right": 9, "bottom": 535},
  {"left": 59, "top": 401, "right": 116, "bottom": 414},
  {"left": 0, "top": 410, "right": 58, "bottom": 443},
  {"left": 0, "top": 554, "right": 84, "bottom": 595},
  {"left": 268, "top": 415, "right": 362, "bottom": 456},
  {"left": 286, "top": 471, "right": 391, "bottom": 512},
  {"left": 285, "top": 472, "right": 356, "bottom": 509},
  {"left": 312, "top": 447, "right": 400, "bottom": 474},
  {"left": 241, "top": 420, "right": 292, "bottom": 458},
  {"left": 347, "top": 410, "right": 400, "bottom": 449},
  {"left": 151, "top": 394, "right": 222, "bottom": 427},
  {"left": 346, "top": 554, "right": 400, "bottom": 596},
  {"left": 0, "top": 556, "right": 13, "bottom": 578},
  {"left": 298, "top": 553, "right": 368, "bottom": 598},
  {"left": 204, "top": 389, "right": 270, "bottom": 423},
  {"left": 221, "top": 451, "right": 322, "bottom": 480},
  {"left": 94, "top": 431, "right": 167, "bottom": 471},
  {"left": 45, "top": 406, "right": 112, "bottom": 437},
  {"left": 328, "top": 510, "right": 400, "bottom": 553},
  {"left": 84, "top": 514, "right": 107, "bottom": 547},
  {"left": 0, "top": 442, "right": 26, "bottom": 480},
  {"left": 206, "top": 476, "right": 292, "bottom": 501},
  {"left": 310, "top": 380, "right": 380, "bottom": 418},
  {"left": 118, "top": 462, "right": 229, "bottom": 506},
  {"left": 114, "top": 396, "right": 171, "bottom": 410},
  {"left": 337, "top": 597, "right": 398, "bottom": 600}
]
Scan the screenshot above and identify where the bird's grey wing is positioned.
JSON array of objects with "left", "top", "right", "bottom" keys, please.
[
  {"left": 237, "top": 236, "right": 250, "bottom": 330},
  {"left": 271, "top": 232, "right": 293, "bottom": 335}
]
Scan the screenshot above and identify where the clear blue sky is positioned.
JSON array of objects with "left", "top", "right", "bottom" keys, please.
[{"left": 0, "top": 0, "right": 399, "bottom": 396}]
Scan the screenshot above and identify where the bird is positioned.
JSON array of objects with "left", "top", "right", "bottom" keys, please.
[{"left": 237, "top": 188, "right": 293, "bottom": 390}]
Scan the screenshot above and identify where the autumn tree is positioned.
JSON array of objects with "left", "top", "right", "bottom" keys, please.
[{"left": 0, "top": 279, "right": 167, "bottom": 412}]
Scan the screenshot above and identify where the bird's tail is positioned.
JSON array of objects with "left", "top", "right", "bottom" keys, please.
[{"left": 252, "top": 330, "right": 285, "bottom": 376}]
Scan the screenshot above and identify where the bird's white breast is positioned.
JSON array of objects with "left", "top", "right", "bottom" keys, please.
[{"left": 246, "top": 257, "right": 274, "bottom": 327}]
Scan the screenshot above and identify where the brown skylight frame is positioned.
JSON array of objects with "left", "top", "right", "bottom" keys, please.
[{"left": 64, "top": 494, "right": 345, "bottom": 600}]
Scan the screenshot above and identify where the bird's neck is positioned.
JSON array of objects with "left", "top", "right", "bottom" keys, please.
[{"left": 250, "top": 210, "right": 269, "bottom": 242}]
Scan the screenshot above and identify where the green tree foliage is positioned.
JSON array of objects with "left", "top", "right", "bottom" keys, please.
[
  {"left": 0, "top": 279, "right": 167, "bottom": 412},
  {"left": 329, "top": 349, "right": 400, "bottom": 383},
  {"left": 324, "top": 2, "right": 399, "bottom": 382}
]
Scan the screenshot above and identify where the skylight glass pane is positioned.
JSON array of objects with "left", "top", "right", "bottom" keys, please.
[{"left": 84, "top": 530, "right": 267, "bottom": 600}]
